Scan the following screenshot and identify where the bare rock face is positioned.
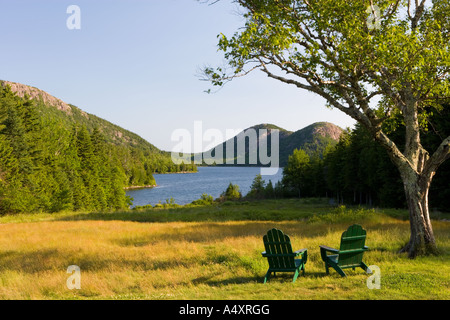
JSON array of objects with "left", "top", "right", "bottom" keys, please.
[
  {"left": 1, "top": 80, "right": 73, "bottom": 115},
  {"left": 311, "top": 122, "right": 343, "bottom": 141}
]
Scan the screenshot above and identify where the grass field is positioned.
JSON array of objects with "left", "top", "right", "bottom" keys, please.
[{"left": 0, "top": 199, "right": 449, "bottom": 300}]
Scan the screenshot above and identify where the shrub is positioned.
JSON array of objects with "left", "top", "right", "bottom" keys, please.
[
  {"left": 190, "top": 193, "right": 215, "bottom": 206},
  {"left": 307, "top": 205, "right": 379, "bottom": 224},
  {"left": 220, "top": 183, "right": 242, "bottom": 201}
]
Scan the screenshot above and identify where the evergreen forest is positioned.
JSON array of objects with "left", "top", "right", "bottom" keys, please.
[
  {"left": 280, "top": 105, "right": 450, "bottom": 211},
  {"left": 0, "top": 84, "right": 196, "bottom": 214}
]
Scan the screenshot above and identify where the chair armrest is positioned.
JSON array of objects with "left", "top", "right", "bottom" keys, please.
[
  {"left": 319, "top": 245, "right": 339, "bottom": 253},
  {"left": 295, "top": 248, "right": 307, "bottom": 264},
  {"left": 294, "top": 248, "right": 307, "bottom": 256}
]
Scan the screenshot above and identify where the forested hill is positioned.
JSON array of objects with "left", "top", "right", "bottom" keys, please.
[
  {"left": 0, "top": 81, "right": 196, "bottom": 214},
  {"left": 198, "top": 122, "right": 343, "bottom": 167},
  {"left": 279, "top": 122, "right": 343, "bottom": 165}
]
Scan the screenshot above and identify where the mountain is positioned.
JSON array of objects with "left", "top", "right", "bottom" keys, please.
[
  {"left": 279, "top": 122, "right": 344, "bottom": 165},
  {"left": 197, "top": 122, "right": 343, "bottom": 167},
  {"left": 2, "top": 81, "right": 159, "bottom": 155},
  {"left": 0, "top": 80, "right": 195, "bottom": 214},
  {"left": 0, "top": 80, "right": 196, "bottom": 173}
]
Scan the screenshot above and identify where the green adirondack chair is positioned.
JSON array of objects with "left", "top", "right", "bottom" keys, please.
[
  {"left": 261, "top": 228, "right": 307, "bottom": 283},
  {"left": 319, "top": 224, "right": 369, "bottom": 277}
]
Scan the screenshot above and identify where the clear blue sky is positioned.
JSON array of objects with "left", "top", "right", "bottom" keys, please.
[{"left": 0, "top": 0, "right": 355, "bottom": 152}]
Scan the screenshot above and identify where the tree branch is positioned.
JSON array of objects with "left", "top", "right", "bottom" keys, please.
[{"left": 423, "top": 135, "right": 450, "bottom": 181}]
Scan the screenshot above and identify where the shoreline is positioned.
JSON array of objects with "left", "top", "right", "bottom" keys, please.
[
  {"left": 154, "top": 170, "right": 198, "bottom": 175},
  {"left": 124, "top": 170, "right": 198, "bottom": 190},
  {"left": 124, "top": 185, "right": 157, "bottom": 190}
]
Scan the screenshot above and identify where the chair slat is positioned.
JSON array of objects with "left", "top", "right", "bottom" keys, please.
[
  {"left": 262, "top": 228, "right": 307, "bottom": 283},
  {"left": 320, "top": 224, "right": 369, "bottom": 277}
]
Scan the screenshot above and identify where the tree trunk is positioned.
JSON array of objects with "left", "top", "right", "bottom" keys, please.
[
  {"left": 399, "top": 170, "right": 437, "bottom": 258},
  {"left": 370, "top": 97, "right": 447, "bottom": 258}
]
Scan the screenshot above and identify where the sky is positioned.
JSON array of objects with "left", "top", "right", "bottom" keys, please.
[{"left": 0, "top": 0, "right": 356, "bottom": 152}]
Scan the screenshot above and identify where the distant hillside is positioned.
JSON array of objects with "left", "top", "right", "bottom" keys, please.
[
  {"left": 0, "top": 80, "right": 195, "bottom": 173},
  {"left": 2, "top": 81, "right": 158, "bottom": 154},
  {"left": 0, "top": 81, "right": 195, "bottom": 214},
  {"left": 197, "top": 122, "right": 343, "bottom": 167},
  {"left": 279, "top": 122, "right": 343, "bottom": 165}
]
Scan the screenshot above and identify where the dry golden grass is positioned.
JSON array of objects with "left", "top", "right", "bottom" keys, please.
[{"left": 0, "top": 204, "right": 449, "bottom": 300}]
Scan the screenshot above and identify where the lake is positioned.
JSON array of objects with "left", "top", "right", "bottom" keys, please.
[{"left": 126, "top": 166, "right": 283, "bottom": 207}]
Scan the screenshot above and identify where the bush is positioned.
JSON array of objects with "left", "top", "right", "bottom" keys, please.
[
  {"left": 246, "top": 175, "right": 265, "bottom": 199},
  {"left": 152, "top": 198, "right": 180, "bottom": 209},
  {"left": 307, "top": 205, "right": 379, "bottom": 224},
  {"left": 132, "top": 204, "right": 153, "bottom": 210},
  {"left": 220, "top": 183, "right": 242, "bottom": 201},
  {"left": 190, "top": 193, "right": 215, "bottom": 206}
]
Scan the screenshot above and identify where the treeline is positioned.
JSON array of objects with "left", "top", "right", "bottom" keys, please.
[
  {"left": 279, "top": 128, "right": 405, "bottom": 207},
  {"left": 0, "top": 85, "right": 195, "bottom": 214},
  {"left": 214, "top": 106, "right": 449, "bottom": 211},
  {"left": 279, "top": 106, "right": 450, "bottom": 211}
]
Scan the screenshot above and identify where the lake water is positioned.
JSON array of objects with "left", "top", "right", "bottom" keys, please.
[{"left": 126, "top": 166, "right": 283, "bottom": 207}]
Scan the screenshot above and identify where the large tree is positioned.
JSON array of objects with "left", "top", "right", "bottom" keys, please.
[{"left": 203, "top": 0, "right": 450, "bottom": 257}]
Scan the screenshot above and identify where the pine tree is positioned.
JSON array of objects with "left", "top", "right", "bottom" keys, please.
[{"left": 282, "top": 149, "right": 310, "bottom": 198}]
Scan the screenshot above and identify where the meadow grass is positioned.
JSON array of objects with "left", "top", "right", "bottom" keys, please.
[{"left": 0, "top": 199, "right": 448, "bottom": 300}]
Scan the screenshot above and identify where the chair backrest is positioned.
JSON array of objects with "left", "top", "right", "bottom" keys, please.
[
  {"left": 263, "top": 228, "right": 296, "bottom": 269},
  {"left": 338, "top": 224, "right": 367, "bottom": 267}
]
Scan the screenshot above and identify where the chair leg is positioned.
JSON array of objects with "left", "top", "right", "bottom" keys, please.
[
  {"left": 334, "top": 265, "right": 347, "bottom": 277},
  {"left": 263, "top": 270, "right": 271, "bottom": 284},
  {"left": 293, "top": 269, "right": 299, "bottom": 283},
  {"left": 325, "top": 263, "right": 329, "bottom": 275},
  {"left": 360, "top": 262, "right": 369, "bottom": 272}
]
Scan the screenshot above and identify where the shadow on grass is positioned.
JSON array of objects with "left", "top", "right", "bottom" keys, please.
[
  {"left": 191, "top": 271, "right": 329, "bottom": 286},
  {"left": 0, "top": 249, "right": 60, "bottom": 274},
  {"left": 109, "top": 220, "right": 340, "bottom": 246},
  {"left": 0, "top": 248, "right": 205, "bottom": 274},
  {"left": 51, "top": 200, "right": 338, "bottom": 224},
  {"left": 50, "top": 201, "right": 439, "bottom": 234}
]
